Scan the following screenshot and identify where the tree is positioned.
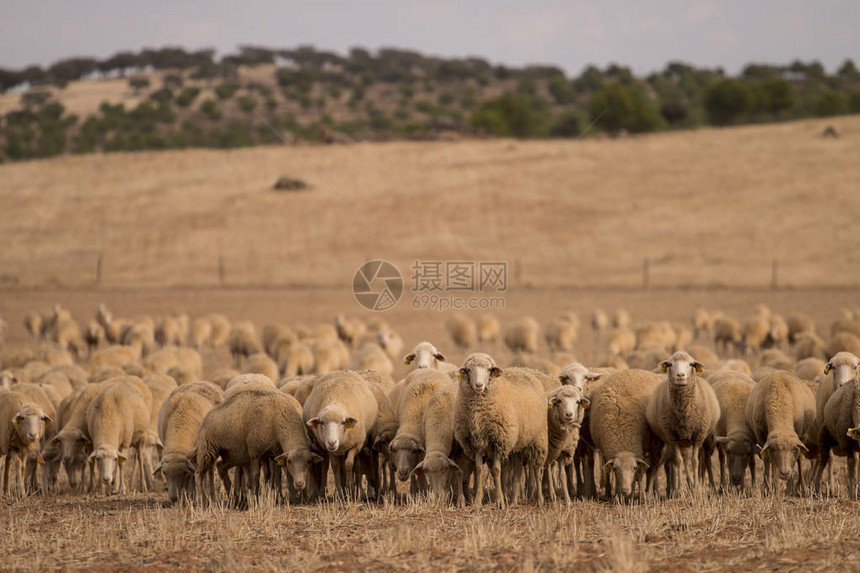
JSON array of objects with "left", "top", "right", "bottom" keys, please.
[
  {"left": 814, "top": 91, "right": 848, "bottom": 117},
  {"left": 129, "top": 76, "right": 150, "bottom": 95},
  {"left": 469, "top": 92, "right": 549, "bottom": 138},
  {"left": 703, "top": 79, "right": 752, "bottom": 125},
  {"left": 589, "top": 83, "right": 664, "bottom": 134},
  {"left": 838, "top": 59, "right": 859, "bottom": 81},
  {"left": 548, "top": 75, "right": 576, "bottom": 104}
]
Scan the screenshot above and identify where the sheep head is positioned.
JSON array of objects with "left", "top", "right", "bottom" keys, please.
[
  {"left": 557, "top": 363, "right": 603, "bottom": 392},
  {"left": 404, "top": 341, "right": 445, "bottom": 369},
  {"left": 389, "top": 434, "right": 425, "bottom": 482},
  {"left": 602, "top": 453, "right": 648, "bottom": 498},
  {"left": 12, "top": 404, "right": 51, "bottom": 445},
  {"left": 824, "top": 352, "right": 859, "bottom": 387},
  {"left": 412, "top": 452, "right": 461, "bottom": 499},
  {"left": 458, "top": 353, "right": 501, "bottom": 394},
  {"left": 757, "top": 436, "right": 807, "bottom": 480},
  {"left": 306, "top": 404, "right": 357, "bottom": 453},
  {"left": 154, "top": 453, "right": 197, "bottom": 504},
  {"left": 715, "top": 435, "right": 755, "bottom": 487},
  {"left": 88, "top": 446, "right": 127, "bottom": 490},
  {"left": 659, "top": 351, "right": 703, "bottom": 386},
  {"left": 275, "top": 448, "right": 323, "bottom": 492},
  {"left": 548, "top": 386, "right": 589, "bottom": 429}
]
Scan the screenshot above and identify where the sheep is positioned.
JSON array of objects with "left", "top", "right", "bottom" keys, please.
[
  {"left": 612, "top": 309, "right": 631, "bottom": 330},
  {"left": 228, "top": 321, "right": 261, "bottom": 365},
  {"left": 636, "top": 322, "right": 676, "bottom": 352},
  {"left": 717, "top": 359, "right": 752, "bottom": 376},
  {"left": 504, "top": 317, "right": 540, "bottom": 354},
  {"left": 403, "top": 341, "right": 456, "bottom": 372},
  {"left": 646, "top": 351, "right": 720, "bottom": 495},
  {"left": 48, "top": 383, "right": 110, "bottom": 490},
  {"left": 590, "top": 370, "right": 662, "bottom": 501},
  {"left": 759, "top": 348, "right": 794, "bottom": 371},
  {"left": 335, "top": 314, "right": 366, "bottom": 348},
  {"left": 89, "top": 345, "right": 141, "bottom": 371},
  {"left": 36, "top": 371, "right": 74, "bottom": 402},
  {"left": 795, "top": 357, "right": 827, "bottom": 382},
  {"left": 355, "top": 370, "right": 399, "bottom": 496},
  {"left": 302, "top": 371, "right": 378, "bottom": 498},
  {"left": 708, "top": 370, "right": 757, "bottom": 490},
  {"left": 607, "top": 328, "right": 636, "bottom": 357},
  {"left": 90, "top": 365, "right": 126, "bottom": 384},
  {"left": 210, "top": 368, "right": 241, "bottom": 390},
  {"left": 142, "top": 347, "right": 202, "bottom": 380},
  {"left": 410, "top": 385, "right": 466, "bottom": 505},
  {"left": 155, "top": 316, "right": 183, "bottom": 347},
  {"left": 544, "top": 318, "right": 577, "bottom": 352},
  {"left": 814, "top": 378, "right": 860, "bottom": 497},
  {"left": 241, "top": 352, "right": 280, "bottom": 381},
  {"left": 189, "top": 318, "right": 212, "bottom": 349},
  {"left": 672, "top": 324, "right": 694, "bottom": 352},
  {"left": 348, "top": 343, "right": 392, "bottom": 376},
  {"left": 196, "top": 389, "right": 323, "bottom": 505},
  {"left": 446, "top": 314, "right": 476, "bottom": 350},
  {"left": 741, "top": 318, "right": 770, "bottom": 355},
  {"left": 765, "top": 314, "right": 789, "bottom": 349},
  {"left": 23, "top": 312, "right": 43, "bottom": 339},
  {"left": 786, "top": 313, "right": 816, "bottom": 345},
  {"left": 84, "top": 321, "right": 105, "bottom": 353},
  {"left": 375, "top": 329, "right": 404, "bottom": 361},
  {"left": 206, "top": 314, "right": 231, "bottom": 347},
  {"left": 224, "top": 373, "right": 277, "bottom": 399},
  {"left": 120, "top": 321, "right": 156, "bottom": 355},
  {"left": 745, "top": 371, "right": 816, "bottom": 494},
  {"left": 309, "top": 338, "right": 350, "bottom": 373},
  {"left": 454, "top": 353, "right": 548, "bottom": 507},
  {"left": 794, "top": 332, "right": 827, "bottom": 361},
  {"left": 545, "top": 385, "right": 591, "bottom": 503},
  {"left": 592, "top": 309, "right": 610, "bottom": 335},
  {"left": 0, "top": 391, "right": 52, "bottom": 497},
  {"left": 692, "top": 308, "right": 713, "bottom": 339},
  {"left": 52, "top": 316, "right": 84, "bottom": 358},
  {"left": 155, "top": 382, "right": 223, "bottom": 504},
  {"left": 557, "top": 363, "right": 605, "bottom": 395},
  {"left": 261, "top": 323, "right": 290, "bottom": 355},
  {"left": 827, "top": 332, "right": 860, "bottom": 359},
  {"left": 831, "top": 317, "right": 860, "bottom": 339},
  {"left": 279, "top": 341, "right": 316, "bottom": 377},
  {"left": 476, "top": 313, "right": 501, "bottom": 344},
  {"left": 86, "top": 379, "right": 151, "bottom": 494},
  {"left": 713, "top": 316, "right": 742, "bottom": 355},
  {"left": 389, "top": 369, "right": 452, "bottom": 485}
]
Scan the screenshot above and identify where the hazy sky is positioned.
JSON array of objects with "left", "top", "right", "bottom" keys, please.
[{"left": 1, "top": 1, "right": 858, "bottom": 75}]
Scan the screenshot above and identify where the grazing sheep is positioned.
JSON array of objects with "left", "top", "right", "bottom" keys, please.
[
  {"left": 120, "top": 321, "right": 156, "bottom": 356},
  {"left": 504, "top": 317, "right": 540, "bottom": 354},
  {"left": 411, "top": 385, "right": 465, "bottom": 505},
  {"left": 545, "top": 385, "right": 591, "bottom": 503},
  {"left": 814, "top": 379, "right": 860, "bottom": 497},
  {"left": 646, "top": 352, "right": 720, "bottom": 495},
  {"left": 335, "top": 314, "right": 367, "bottom": 348},
  {"left": 453, "top": 353, "right": 548, "bottom": 507},
  {"left": 206, "top": 314, "right": 231, "bottom": 347},
  {"left": 224, "top": 373, "right": 277, "bottom": 399},
  {"left": 189, "top": 318, "right": 212, "bottom": 349},
  {"left": 591, "top": 309, "right": 610, "bottom": 335},
  {"left": 375, "top": 329, "right": 404, "bottom": 361},
  {"left": 717, "top": 359, "right": 752, "bottom": 376},
  {"left": 309, "top": 338, "right": 350, "bottom": 373},
  {"left": 607, "top": 328, "right": 636, "bottom": 357},
  {"left": 786, "top": 313, "right": 816, "bottom": 345},
  {"left": 86, "top": 380, "right": 151, "bottom": 494},
  {"left": 765, "top": 314, "right": 789, "bottom": 349},
  {"left": 713, "top": 317, "right": 742, "bottom": 355},
  {"left": 142, "top": 347, "right": 203, "bottom": 380},
  {"left": 692, "top": 308, "right": 714, "bottom": 340},
  {"left": 241, "top": 352, "right": 280, "bottom": 381},
  {"left": 279, "top": 341, "right": 316, "bottom": 378},
  {"left": 590, "top": 370, "right": 662, "bottom": 501},
  {"left": 228, "top": 321, "right": 261, "bottom": 365},
  {"left": 742, "top": 318, "right": 770, "bottom": 355},
  {"left": 23, "top": 312, "right": 43, "bottom": 339},
  {"left": 446, "top": 314, "right": 476, "bottom": 350},
  {"left": 302, "top": 371, "right": 378, "bottom": 497},
  {"left": 810, "top": 351, "right": 859, "bottom": 487},
  {"left": 155, "top": 317, "right": 183, "bottom": 347},
  {"left": 759, "top": 348, "right": 794, "bottom": 371},
  {"left": 155, "top": 382, "right": 223, "bottom": 504},
  {"left": 476, "top": 313, "right": 501, "bottom": 345},
  {"left": 89, "top": 345, "right": 142, "bottom": 371},
  {"left": 795, "top": 357, "right": 827, "bottom": 382},
  {"left": 745, "top": 371, "right": 816, "bottom": 494},
  {"left": 827, "top": 332, "right": 860, "bottom": 360},
  {"left": 636, "top": 322, "right": 675, "bottom": 351},
  {"left": 794, "top": 332, "right": 828, "bottom": 361},
  {"left": 389, "top": 369, "right": 452, "bottom": 485},
  {"left": 356, "top": 370, "right": 399, "bottom": 496},
  {"left": 403, "top": 341, "right": 456, "bottom": 372},
  {"left": 544, "top": 318, "right": 577, "bottom": 352},
  {"left": 612, "top": 309, "right": 631, "bottom": 330},
  {"left": 0, "top": 391, "right": 52, "bottom": 497},
  {"left": 348, "top": 343, "right": 392, "bottom": 377},
  {"left": 84, "top": 321, "right": 105, "bottom": 353},
  {"left": 708, "top": 370, "right": 757, "bottom": 490}
]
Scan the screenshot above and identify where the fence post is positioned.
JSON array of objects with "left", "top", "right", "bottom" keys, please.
[
  {"left": 771, "top": 258, "right": 778, "bottom": 290},
  {"left": 219, "top": 256, "right": 226, "bottom": 287},
  {"left": 95, "top": 252, "right": 103, "bottom": 286},
  {"left": 642, "top": 257, "right": 650, "bottom": 289}
]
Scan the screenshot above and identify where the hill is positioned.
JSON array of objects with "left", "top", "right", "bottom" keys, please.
[{"left": 0, "top": 115, "right": 858, "bottom": 290}]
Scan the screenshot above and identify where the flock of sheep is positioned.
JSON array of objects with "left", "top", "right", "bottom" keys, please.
[{"left": 0, "top": 301, "right": 858, "bottom": 508}]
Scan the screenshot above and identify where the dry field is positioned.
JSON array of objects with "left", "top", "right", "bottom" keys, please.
[{"left": 2, "top": 118, "right": 860, "bottom": 572}]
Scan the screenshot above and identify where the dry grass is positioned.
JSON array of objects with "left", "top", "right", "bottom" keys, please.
[{"left": 0, "top": 116, "right": 859, "bottom": 288}]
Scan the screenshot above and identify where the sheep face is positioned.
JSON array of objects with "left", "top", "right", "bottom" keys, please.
[
  {"left": 557, "top": 364, "right": 603, "bottom": 393},
  {"left": 404, "top": 343, "right": 445, "bottom": 370},
  {"left": 824, "top": 352, "right": 859, "bottom": 387},
  {"left": 759, "top": 436, "right": 807, "bottom": 481},
  {"left": 549, "top": 388, "right": 589, "bottom": 429},
  {"left": 458, "top": 353, "right": 501, "bottom": 394},
  {"left": 716, "top": 436, "right": 755, "bottom": 487},
  {"left": 276, "top": 448, "right": 323, "bottom": 491},
  {"left": 659, "top": 352, "right": 703, "bottom": 387},
  {"left": 306, "top": 405, "right": 357, "bottom": 453},
  {"left": 88, "top": 447, "right": 127, "bottom": 489},
  {"left": 603, "top": 454, "right": 647, "bottom": 498},
  {"left": 13, "top": 405, "right": 51, "bottom": 445},
  {"left": 52, "top": 429, "right": 92, "bottom": 489},
  {"left": 389, "top": 435, "right": 424, "bottom": 482},
  {"left": 156, "top": 454, "right": 197, "bottom": 504},
  {"left": 412, "top": 452, "right": 460, "bottom": 498}
]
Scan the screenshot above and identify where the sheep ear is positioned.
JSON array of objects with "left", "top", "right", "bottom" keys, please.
[
  {"left": 50, "top": 435, "right": 60, "bottom": 446},
  {"left": 847, "top": 428, "right": 860, "bottom": 441},
  {"left": 275, "top": 453, "right": 287, "bottom": 466},
  {"left": 344, "top": 417, "right": 357, "bottom": 429},
  {"left": 310, "top": 453, "right": 324, "bottom": 464},
  {"left": 587, "top": 372, "right": 604, "bottom": 381},
  {"left": 117, "top": 452, "right": 127, "bottom": 464},
  {"left": 548, "top": 397, "right": 558, "bottom": 411},
  {"left": 602, "top": 461, "right": 613, "bottom": 475},
  {"left": 80, "top": 435, "right": 92, "bottom": 446},
  {"left": 43, "top": 415, "right": 53, "bottom": 427},
  {"left": 410, "top": 461, "right": 424, "bottom": 478},
  {"left": 580, "top": 398, "right": 590, "bottom": 410},
  {"left": 636, "top": 458, "right": 649, "bottom": 471},
  {"left": 88, "top": 452, "right": 96, "bottom": 465},
  {"left": 306, "top": 417, "right": 321, "bottom": 430},
  {"left": 692, "top": 361, "right": 704, "bottom": 374},
  {"left": 758, "top": 445, "right": 769, "bottom": 460},
  {"left": 186, "top": 459, "right": 197, "bottom": 473},
  {"left": 659, "top": 361, "right": 670, "bottom": 373},
  {"left": 434, "top": 353, "right": 446, "bottom": 362},
  {"left": 457, "top": 368, "right": 467, "bottom": 381},
  {"left": 795, "top": 441, "right": 809, "bottom": 455},
  {"left": 824, "top": 363, "right": 832, "bottom": 374},
  {"left": 152, "top": 463, "right": 163, "bottom": 476},
  {"left": 12, "top": 414, "right": 21, "bottom": 426},
  {"left": 489, "top": 367, "right": 503, "bottom": 378},
  {"left": 558, "top": 375, "right": 566, "bottom": 384},
  {"left": 447, "top": 458, "right": 462, "bottom": 474},
  {"left": 715, "top": 436, "right": 730, "bottom": 445},
  {"left": 37, "top": 455, "right": 45, "bottom": 465},
  {"left": 403, "top": 354, "right": 415, "bottom": 365}
]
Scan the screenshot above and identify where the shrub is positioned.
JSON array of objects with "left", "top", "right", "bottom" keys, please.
[
  {"left": 589, "top": 83, "right": 665, "bottom": 134},
  {"left": 214, "top": 83, "right": 238, "bottom": 100},
  {"left": 703, "top": 79, "right": 753, "bottom": 125},
  {"left": 176, "top": 87, "right": 200, "bottom": 107},
  {"left": 200, "top": 98, "right": 222, "bottom": 120},
  {"left": 814, "top": 91, "right": 849, "bottom": 117},
  {"left": 548, "top": 75, "right": 576, "bottom": 105},
  {"left": 470, "top": 92, "right": 549, "bottom": 138},
  {"left": 238, "top": 95, "right": 257, "bottom": 113}
]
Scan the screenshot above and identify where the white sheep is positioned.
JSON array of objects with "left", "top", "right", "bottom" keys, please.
[
  {"left": 410, "top": 385, "right": 466, "bottom": 505},
  {"left": 590, "top": 369, "right": 662, "bottom": 501},
  {"left": 713, "top": 316, "right": 742, "bottom": 355},
  {"left": 707, "top": 370, "right": 757, "bottom": 490},
  {"left": 446, "top": 314, "right": 476, "bottom": 350},
  {"left": 335, "top": 314, "right": 367, "bottom": 348},
  {"left": 503, "top": 318, "right": 540, "bottom": 354},
  {"left": 348, "top": 343, "right": 393, "bottom": 376},
  {"left": 279, "top": 341, "right": 316, "bottom": 378},
  {"left": 228, "top": 321, "right": 261, "bottom": 365},
  {"left": 223, "top": 373, "right": 277, "bottom": 399},
  {"left": 453, "top": 353, "right": 548, "bottom": 507},
  {"left": 142, "top": 347, "right": 203, "bottom": 380},
  {"left": 403, "top": 341, "right": 457, "bottom": 372},
  {"left": 794, "top": 332, "right": 827, "bottom": 361},
  {"left": 309, "top": 338, "right": 350, "bottom": 373},
  {"left": 607, "top": 328, "right": 636, "bottom": 357},
  {"left": 646, "top": 351, "right": 720, "bottom": 495},
  {"left": 476, "top": 313, "right": 501, "bottom": 345},
  {"left": 745, "top": 371, "right": 816, "bottom": 494},
  {"left": 545, "top": 384, "right": 591, "bottom": 503},
  {"left": 814, "top": 378, "right": 860, "bottom": 497},
  {"left": 786, "top": 313, "right": 816, "bottom": 345},
  {"left": 189, "top": 317, "right": 212, "bottom": 349},
  {"left": 155, "top": 382, "right": 223, "bottom": 503},
  {"left": 241, "top": 352, "right": 280, "bottom": 381},
  {"left": 544, "top": 318, "right": 577, "bottom": 352},
  {"left": 89, "top": 344, "right": 142, "bottom": 371},
  {"left": 206, "top": 314, "right": 231, "bottom": 347},
  {"left": 591, "top": 309, "right": 610, "bottom": 334},
  {"left": 302, "top": 370, "right": 378, "bottom": 498},
  {"left": 0, "top": 391, "right": 52, "bottom": 497}
]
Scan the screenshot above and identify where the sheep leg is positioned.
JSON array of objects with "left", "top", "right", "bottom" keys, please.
[
  {"left": 331, "top": 456, "right": 346, "bottom": 500},
  {"left": 491, "top": 454, "right": 505, "bottom": 509},
  {"left": 3, "top": 453, "right": 12, "bottom": 497},
  {"left": 534, "top": 462, "right": 545, "bottom": 507},
  {"left": 560, "top": 463, "right": 571, "bottom": 505},
  {"left": 545, "top": 463, "right": 556, "bottom": 504},
  {"left": 248, "top": 460, "right": 262, "bottom": 500},
  {"left": 813, "top": 447, "right": 830, "bottom": 494},
  {"left": 747, "top": 454, "right": 756, "bottom": 491},
  {"left": 473, "top": 452, "right": 484, "bottom": 508},
  {"left": 848, "top": 452, "right": 858, "bottom": 500},
  {"left": 717, "top": 444, "right": 727, "bottom": 492}
]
